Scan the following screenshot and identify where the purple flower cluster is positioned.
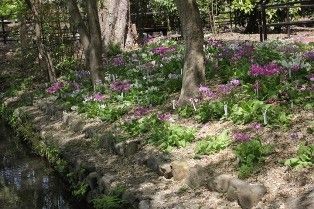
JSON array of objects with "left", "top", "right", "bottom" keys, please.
[
  {"left": 110, "top": 80, "right": 131, "bottom": 92},
  {"left": 218, "top": 79, "right": 240, "bottom": 95},
  {"left": 76, "top": 70, "right": 90, "bottom": 79},
  {"left": 72, "top": 82, "right": 80, "bottom": 92},
  {"left": 250, "top": 63, "right": 281, "bottom": 77},
  {"left": 46, "top": 82, "right": 64, "bottom": 94},
  {"left": 199, "top": 85, "right": 216, "bottom": 99},
  {"left": 232, "top": 44, "right": 255, "bottom": 62},
  {"left": 304, "top": 51, "right": 314, "bottom": 61},
  {"left": 152, "top": 46, "right": 175, "bottom": 56},
  {"left": 207, "top": 39, "right": 223, "bottom": 48},
  {"left": 233, "top": 132, "right": 251, "bottom": 142},
  {"left": 309, "top": 74, "right": 314, "bottom": 82},
  {"left": 157, "top": 113, "right": 171, "bottom": 121},
  {"left": 112, "top": 56, "right": 125, "bottom": 66},
  {"left": 134, "top": 107, "right": 149, "bottom": 117},
  {"left": 92, "top": 92, "right": 105, "bottom": 101},
  {"left": 229, "top": 79, "right": 241, "bottom": 86}
]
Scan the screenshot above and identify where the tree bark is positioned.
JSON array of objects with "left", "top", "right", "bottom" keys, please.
[
  {"left": 174, "top": 0, "right": 206, "bottom": 105},
  {"left": 67, "top": 0, "right": 102, "bottom": 87},
  {"left": 25, "top": 0, "right": 57, "bottom": 83},
  {"left": 98, "top": 0, "right": 129, "bottom": 50},
  {"left": 86, "top": 0, "right": 103, "bottom": 85}
]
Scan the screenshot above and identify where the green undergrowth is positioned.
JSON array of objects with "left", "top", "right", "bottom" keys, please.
[
  {"left": 235, "top": 138, "right": 273, "bottom": 178},
  {"left": 92, "top": 186, "right": 131, "bottom": 209},
  {"left": 195, "top": 130, "right": 231, "bottom": 155},
  {"left": 284, "top": 143, "right": 314, "bottom": 169}
]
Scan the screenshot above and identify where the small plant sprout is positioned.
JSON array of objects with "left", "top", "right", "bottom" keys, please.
[
  {"left": 263, "top": 108, "right": 268, "bottom": 125},
  {"left": 189, "top": 98, "right": 197, "bottom": 111},
  {"left": 224, "top": 102, "right": 228, "bottom": 117},
  {"left": 172, "top": 100, "right": 176, "bottom": 110}
]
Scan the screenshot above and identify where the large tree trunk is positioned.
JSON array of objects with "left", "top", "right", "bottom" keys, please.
[
  {"left": 67, "top": 0, "right": 102, "bottom": 87},
  {"left": 98, "top": 0, "right": 129, "bottom": 50},
  {"left": 174, "top": 0, "right": 206, "bottom": 105},
  {"left": 25, "top": 0, "right": 57, "bottom": 83}
]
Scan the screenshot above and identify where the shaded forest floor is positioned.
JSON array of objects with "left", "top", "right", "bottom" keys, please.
[{"left": 0, "top": 31, "right": 313, "bottom": 209}]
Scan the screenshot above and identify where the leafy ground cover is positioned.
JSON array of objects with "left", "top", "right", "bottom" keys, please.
[
  {"left": 1, "top": 35, "right": 313, "bottom": 208},
  {"left": 3, "top": 37, "right": 313, "bottom": 177}
]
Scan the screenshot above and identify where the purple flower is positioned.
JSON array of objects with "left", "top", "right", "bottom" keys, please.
[
  {"left": 134, "top": 107, "right": 149, "bottom": 117},
  {"left": 199, "top": 85, "right": 216, "bottom": 99},
  {"left": 250, "top": 63, "right": 281, "bottom": 77},
  {"left": 110, "top": 80, "right": 131, "bottom": 92},
  {"left": 290, "top": 132, "right": 299, "bottom": 140},
  {"left": 73, "top": 82, "right": 80, "bottom": 91},
  {"left": 304, "top": 51, "right": 314, "bottom": 61},
  {"left": 46, "top": 82, "right": 64, "bottom": 94},
  {"left": 218, "top": 84, "right": 234, "bottom": 94},
  {"left": 250, "top": 122, "right": 262, "bottom": 131},
  {"left": 291, "top": 64, "right": 301, "bottom": 72},
  {"left": 112, "top": 56, "right": 125, "bottom": 66},
  {"left": 232, "top": 43, "right": 255, "bottom": 61},
  {"left": 76, "top": 70, "right": 90, "bottom": 79},
  {"left": 229, "top": 79, "right": 241, "bottom": 86},
  {"left": 93, "top": 92, "right": 105, "bottom": 101},
  {"left": 309, "top": 74, "right": 314, "bottom": 82},
  {"left": 233, "top": 132, "right": 251, "bottom": 142},
  {"left": 152, "top": 46, "right": 175, "bottom": 56},
  {"left": 207, "top": 39, "right": 223, "bottom": 48},
  {"left": 157, "top": 113, "right": 171, "bottom": 121}
]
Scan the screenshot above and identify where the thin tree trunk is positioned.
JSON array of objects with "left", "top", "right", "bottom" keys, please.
[
  {"left": 25, "top": 0, "right": 57, "bottom": 83},
  {"left": 67, "top": 0, "right": 102, "bottom": 87},
  {"left": 86, "top": 0, "right": 103, "bottom": 85},
  {"left": 174, "top": 0, "right": 206, "bottom": 105}
]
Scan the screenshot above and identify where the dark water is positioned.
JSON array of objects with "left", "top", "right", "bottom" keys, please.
[{"left": 0, "top": 121, "right": 87, "bottom": 209}]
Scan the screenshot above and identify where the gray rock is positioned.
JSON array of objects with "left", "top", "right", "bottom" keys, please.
[
  {"left": 86, "top": 172, "right": 99, "bottom": 190},
  {"left": 98, "top": 174, "right": 115, "bottom": 193},
  {"left": 186, "top": 165, "right": 213, "bottom": 188},
  {"left": 211, "top": 174, "right": 267, "bottom": 209},
  {"left": 159, "top": 163, "right": 173, "bottom": 179},
  {"left": 286, "top": 188, "right": 314, "bottom": 209},
  {"left": 171, "top": 161, "right": 189, "bottom": 181},
  {"left": 114, "top": 139, "right": 140, "bottom": 156},
  {"left": 139, "top": 199, "right": 151, "bottom": 209}
]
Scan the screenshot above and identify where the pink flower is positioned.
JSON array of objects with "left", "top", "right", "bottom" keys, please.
[
  {"left": 250, "top": 63, "right": 281, "bottom": 77},
  {"left": 152, "top": 46, "right": 175, "bottom": 56},
  {"left": 112, "top": 56, "right": 125, "bottom": 66},
  {"left": 233, "top": 132, "right": 251, "bottom": 142},
  {"left": 250, "top": 122, "right": 262, "bottom": 131},
  {"left": 157, "top": 113, "right": 171, "bottom": 121},
  {"left": 110, "top": 80, "right": 131, "bottom": 92},
  {"left": 46, "top": 82, "right": 64, "bottom": 94},
  {"left": 134, "top": 107, "right": 149, "bottom": 117},
  {"left": 230, "top": 79, "right": 241, "bottom": 86}
]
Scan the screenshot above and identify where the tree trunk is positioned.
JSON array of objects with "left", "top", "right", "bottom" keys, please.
[
  {"left": 174, "top": 0, "right": 206, "bottom": 105},
  {"left": 98, "top": 0, "right": 129, "bottom": 50},
  {"left": 67, "top": 0, "right": 102, "bottom": 87},
  {"left": 25, "top": 0, "right": 57, "bottom": 83},
  {"left": 86, "top": 0, "right": 103, "bottom": 85}
]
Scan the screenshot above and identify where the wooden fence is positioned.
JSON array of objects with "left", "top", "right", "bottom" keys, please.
[{"left": 259, "top": 0, "right": 314, "bottom": 42}]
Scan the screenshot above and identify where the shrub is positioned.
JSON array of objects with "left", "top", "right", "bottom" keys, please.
[{"left": 235, "top": 138, "right": 273, "bottom": 178}]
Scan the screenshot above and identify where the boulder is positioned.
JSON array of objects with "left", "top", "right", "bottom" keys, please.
[
  {"left": 211, "top": 174, "right": 267, "bottom": 209},
  {"left": 171, "top": 161, "right": 189, "bottom": 181}
]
